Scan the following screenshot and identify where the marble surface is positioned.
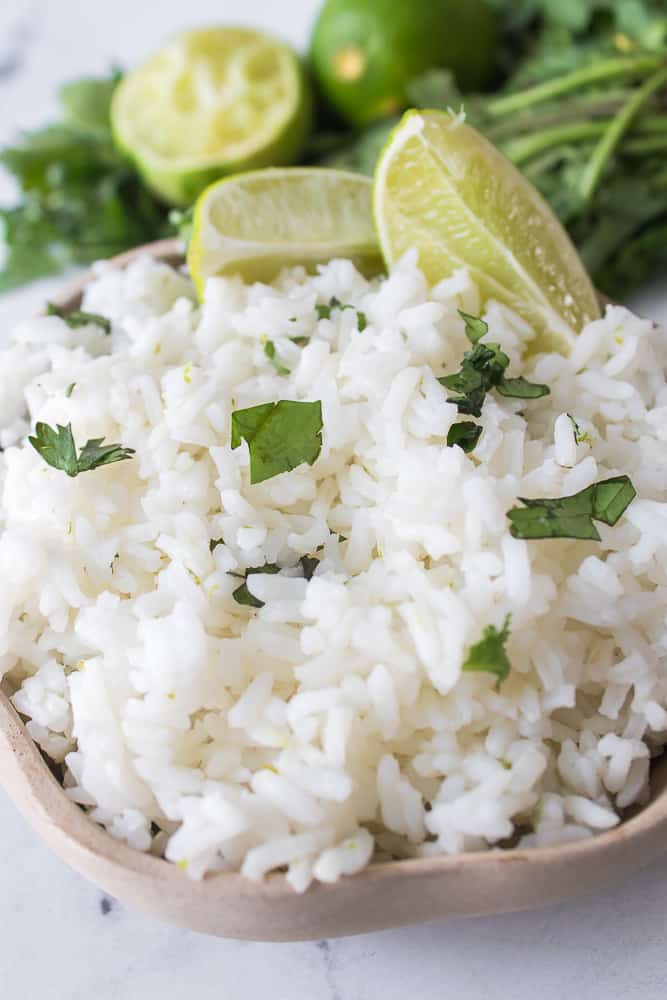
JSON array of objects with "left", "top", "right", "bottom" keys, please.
[{"left": 1, "top": 1, "right": 667, "bottom": 997}]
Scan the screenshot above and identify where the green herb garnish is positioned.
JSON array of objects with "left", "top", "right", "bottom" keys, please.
[
  {"left": 230, "top": 563, "right": 281, "bottom": 608},
  {"left": 438, "top": 310, "right": 549, "bottom": 417},
  {"left": 291, "top": 335, "right": 310, "bottom": 347},
  {"left": 29, "top": 422, "right": 135, "bottom": 477},
  {"left": 264, "top": 340, "right": 290, "bottom": 376},
  {"left": 65, "top": 383, "right": 76, "bottom": 398},
  {"left": 507, "top": 475, "right": 636, "bottom": 540},
  {"left": 299, "top": 555, "right": 320, "bottom": 580},
  {"left": 447, "top": 421, "right": 483, "bottom": 453},
  {"left": 47, "top": 302, "right": 111, "bottom": 334},
  {"left": 0, "top": 73, "right": 168, "bottom": 293},
  {"left": 209, "top": 538, "right": 224, "bottom": 553},
  {"left": 231, "top": 400, "right": 323, "bottom": 485},
  {"left": 462, "top": 614, "right": 512, "bottom": 686},
  {"left": 316, "top": 297, "right": 367, "bottom": 332},
  {"left": 458, "top": 310, "right": 489, "bottom": 344}
]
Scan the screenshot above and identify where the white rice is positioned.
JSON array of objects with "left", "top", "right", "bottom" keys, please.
[{"left": 1, "top": 251, "right": 667, "bottom": 890}]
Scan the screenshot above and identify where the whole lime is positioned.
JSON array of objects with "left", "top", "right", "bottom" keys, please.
[{"left": 309, "top": 0, "right": 495, "bottom": 128}]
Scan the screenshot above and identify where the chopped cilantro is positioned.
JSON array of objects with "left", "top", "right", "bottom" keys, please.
[
  {"left": 29, "top": 422, "right": 135, "bottom": 477},
  {"left": 438, "top": 310, "right": 550, "bottom": 416},
  {"left": 291, "top": 335, "right": 310, "bottom": 347},
  {"left": 507, "top": 475, "right": 636, "bottom": 540},
  {"left": 47, "top": 302, "right": 111, "bottom": 334},
  {"left": 447, "top": 421, "right": 483, "bottom": 453},
  {"left": 264, "top": 340, "right": 290, "bottom": 376},
  {"left": 231, "top": 400, "right": 323, "bottom": 484},
  {"left": 299, "top": 555, "right": 320, "bottom": 580},
  {"left": 462, "top": 614, "right": 512, "bottom": 686},
  {"left": 458, "top": 310, "right": 489, "bottom": 344},
  {"left": 316, "top": 297, "right": 367, "bottom": 332},
  {"left": 65, "top": 382, "right": 76, "bottom": 398},
  {"left": 209, "top": 538, "right": 224, "bottom": 553},
  {"left": 230, "top": 563, "right": 281, "bottom": 608}
]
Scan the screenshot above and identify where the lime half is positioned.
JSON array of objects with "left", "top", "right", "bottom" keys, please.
[
  {"left": 111, "top": 28, "right": 312, "bottom": 206},
  {"left": 374, "top": 110, "right": 600, "bottom": 350},
  {"left": 187, "top": 167, "right": 381, "bottom": 297}
]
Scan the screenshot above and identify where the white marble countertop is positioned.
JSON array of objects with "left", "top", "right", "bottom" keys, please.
[{"left": 1, "top": 1, "right": 667, "bottom": 997}]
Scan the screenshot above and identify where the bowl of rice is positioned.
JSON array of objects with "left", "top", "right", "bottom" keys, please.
[{"left": 1, "top": 238, "right": 667, "bottom": 941}]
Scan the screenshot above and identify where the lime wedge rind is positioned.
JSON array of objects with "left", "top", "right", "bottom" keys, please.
[{"left": 373, "top": 109, "right": 600, "bottom": 352}]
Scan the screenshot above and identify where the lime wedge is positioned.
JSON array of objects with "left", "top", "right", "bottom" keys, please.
[
  {"left": 374, "top": 109, "right": 600, "bottom": 351},
  {"left": 187, "top": 167, "right": 381, "bottom": 296},
  {"left": 111, "top": 28, "right": 312, "bottom": 206}
]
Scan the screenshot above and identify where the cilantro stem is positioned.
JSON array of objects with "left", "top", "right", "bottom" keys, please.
[
  {"left": 486, "top": 55, "right": 664, "bottom": 117},
  {"left": 502, "top": 115, "right": 667, "bottom": 165},
  {"left": 623, "top": 135, "right": 667, "bottom": 155},
  {"left": 503, "top": 122, "right": 610, "bottom": 165},
  {"left": 579, "top": 66, "right": 667, "bottom": 204}
]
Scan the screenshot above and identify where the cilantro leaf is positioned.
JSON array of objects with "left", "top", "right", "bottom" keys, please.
[
  {"left": 316, "top": 297, "right": 367, "bottom": 332},
  {"left": 447, "top": 421, "right": 483, "bottom": 453},
  {"left": 209, "top": 538, "right": 224, "bottom": 553},
  {"left": 29, "top": 422, "right": 78, "bottom": 476},
  {"left": 495, "top": 375, "right": 551, "bottom": 399},
  {"left": 65, "top": 383, "right": 76, "bottom": 398},
  {"left": 231, "top": 564, "right": 281, "bottom": 608},
  {"left": 264, "top": 340, "right": 291, "bottom": 376},
  {"left": 47, "top": 302, "right": 111, "bottom": 334},
  {"left": 438, "top": 312, "right": 550, "bottom": 415},
  {"left": 507, "top": 475, "right": 636, "bottom": 540},
  {"left": 291, "top": 336, "right": 310, "bottom": 347},
  {"left": 299, "top": 555, "right": 320, "bottom": 580},
  {"left": 462, "top": 615, "right": 512, "bottom": 686},
  {"left": 458, "top": 309, "right": 489, "bottom": 345},
  {"left": 29, "top": 422, "right": 135, "bottom": 477},
  {"left": 231, "top": 400, "right": 323, "bottom": 484},
  {"left": 76, "top": 438, "right": 136, "bottom": 473},
  {"left": 438, "top": 342, "right": 511, "bottom": 416}
]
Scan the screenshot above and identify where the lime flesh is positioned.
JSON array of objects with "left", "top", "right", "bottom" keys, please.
[
  {"left": 111, "top": 28, "right": 312, "bottom": 206},
  {"left": 374, "top": 110, "right": 600, "bottom": 351},
  {"left": 187, "top": 167, "right": 382, "bottom": 297}
]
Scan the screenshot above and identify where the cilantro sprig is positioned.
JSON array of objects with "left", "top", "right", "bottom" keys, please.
[
  {"left": 231, "top": 400, "right": 323, "bottom": 484},
  {"left": 442, "top": 311, "right": 549, "bottom": 453},
  {"left": 316, "top": 297, "right": 367, "bottom": 332},
  {"left": 264, "top": 340, "right": 290, "bottom": 376},
  {"left": 462, "top": 615, "right": 512, "bottom": 686},
  {"left": 440, "top": 311, "right": 550, "bottom": 418},
  {"left": 507, "top": 475, "right": 636, "bottom": 540},
  {"left": 29, "top": 422, "right": 135, "bottom": 477},
  {"left": 46, "top": 302, "right": 111, "bottom": 334}
]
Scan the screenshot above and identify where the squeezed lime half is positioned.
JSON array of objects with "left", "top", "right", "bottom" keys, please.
[{"left": 112, "top": 27, "right": 312, "bottom": 206}]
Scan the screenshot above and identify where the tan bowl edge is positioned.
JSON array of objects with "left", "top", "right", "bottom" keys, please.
[{"left": 1, "top": 241, "right": 665, "bottom": 941}]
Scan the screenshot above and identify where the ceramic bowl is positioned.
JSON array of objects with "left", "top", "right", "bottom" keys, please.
[{"left": 2, "top": 240, "right": 665, "bottom": 940}]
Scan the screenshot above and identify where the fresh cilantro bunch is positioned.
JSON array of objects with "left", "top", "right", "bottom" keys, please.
[
  {"left": 311, "top": 0, "right": 667, "bottom": 297},
  {"left": 0, "top": 73, "right": 168, "bottom": 292}
]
